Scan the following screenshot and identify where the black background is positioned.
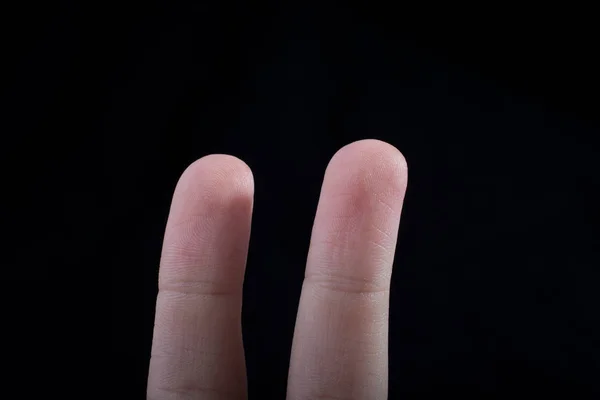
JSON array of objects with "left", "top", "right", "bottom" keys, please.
[{"left": 4, "top": 1, "right": 599, "bottom": 398}]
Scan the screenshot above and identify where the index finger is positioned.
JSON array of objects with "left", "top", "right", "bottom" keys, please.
[{"left": 147, "top": 155, "right": 253, "bottom": 400}]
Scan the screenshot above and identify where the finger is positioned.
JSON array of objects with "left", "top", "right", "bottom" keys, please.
[
  {"left": 147, "top": 155, "right": 253, "bottom": 400},
  {"left": 287, "top": 139, "right": 408, "bottom": 400}
]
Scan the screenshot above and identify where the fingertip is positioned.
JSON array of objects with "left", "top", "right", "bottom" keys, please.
[
  {"left": 308, "top": 139, "right": 408, "bottom": 285},
  {"left": 169, "top": 154, "right": 254, "bottom": 226},
  {"left": 333, "top": 139, "right": 407, "bottom": 168},
  {"left": 324, "top": 139, "right": 408, "bottom": 199},
  {"left": 178, "top": 154, "right": 254, "bottom": 195}
]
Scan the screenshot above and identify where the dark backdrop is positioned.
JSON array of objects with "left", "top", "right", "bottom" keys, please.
[{"left": 4, "top": 1, "right": 599, "bottom": 398}]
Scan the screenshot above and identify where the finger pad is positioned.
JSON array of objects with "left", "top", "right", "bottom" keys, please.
[
  {"left": 169, "top": 154, "right": 254, "bottom": 225},
  {"left": 308, "top": 139, "right": 408, "bottom": 287},
  {"left": 160, "top": 154, "right": 254, "bottom": 290},
  {"left": 325, "top": 139, "right": 407, "bottom": 200}
]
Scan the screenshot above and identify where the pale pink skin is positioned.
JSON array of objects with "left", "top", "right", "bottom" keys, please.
[{"left": 147, "top": 139, "right": 408, "bottom": 400}]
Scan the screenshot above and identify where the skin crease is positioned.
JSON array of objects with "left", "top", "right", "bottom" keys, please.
[{"left": 147, "top": 140, "right": 408, "bottom": 400}]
